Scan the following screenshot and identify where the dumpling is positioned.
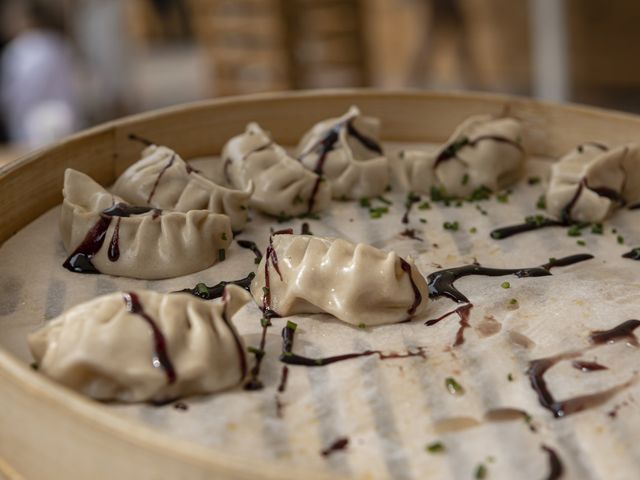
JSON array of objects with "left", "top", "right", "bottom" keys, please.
[
  {"left": 112, "top": 144, "right": 252, "bottom": 232},
  {"left": 250, "top": 233, "right": 429, "bottom": 326},
  {"left": 61, "top": 169, "right": 232, "bottom": 279},
  {"left": 402, "top": 114, "right": 525, "bottom": 197},
  {"left": 546, "top": 143, "right": 640, "bottom": 223},
  {"left": 296, "top": 106, "right": 389, "bottom": 199},
  {"left": 28, "top": 286, "right": 250, "bottom": 403},
  {"left": 222, "top": 123, "right": 331, "bottom": 217}
]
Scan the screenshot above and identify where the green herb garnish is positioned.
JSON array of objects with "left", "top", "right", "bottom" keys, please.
[
  {"left": 218, "top": 249, "right": 226, "bottom": 261},
  {"left": 293, "top": 194, "right": 303, "bottom": 205},
  {"left": 359, "top": 197, "right": 371, "bottom": 208},
  {"left": 418, "top": 201, "right": 431, "bottom": 210},
  {"left": 462, "top": 173, "right": 469, "bottom": 185},
  {"left": 378, "top": 195, "right": 393, "bottom": 205},
  {"left": 617, "top": 235, "right": 625, "bottom": 244},
  {"left": 509, "top": 298, "right": 518, "bottom": 305},
  {"left": 286, "top": 320, "right": 298, "bottom": 331},
  {"left": 443, "top": 221, "right": 459, "bottom": 231},
  {"left": 507, "top": 373, "right": 513, "bottom": 381},
  {"left": 501, "top": 281, "right": 510, "bottom": 289},
  {"left": 426, "top": 441, "right": 445, "bottom": 453},
  {"left": 469, "top": 227, "right": 477, "bottom": 234},
  {"left": 577, "top": 240, "right": 586, "bottom": 246},
  {"left": 195, "top": 283, "right": 210, "bottom": 297},
  {"left": 358, "top": 323, "right": 366, "bottom": 329},
  {"left": 221, "top": 232, "right": 228, "bottom": 241},
  {"left": 445, "top": 377, "right": 464, "bottom": 395},
  {"left": 496, "top": 191, "right": 509, "bottom": 203},
  {"left": 420, "top": 218, "right": 427, "bottom": 224},
  {"left": 475, "top": 464, "right": 487, "bottom": 479},
  {"left": 591, "top": 223, "right": 603, "bottom": 234},
  {"left": 260, "top": 317, "right": 272, "bottom": 328},
  {"left": 536, "top": 195, "right": 546, "bottom": 210},
  {"left": 369, "top": 206, "right": 389, "bottom": 219},
  {"left": 567, "top": 224, "right": 582, "bottom": 237}
]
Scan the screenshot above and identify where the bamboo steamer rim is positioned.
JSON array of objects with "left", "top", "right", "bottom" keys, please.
[{"left": 1, "top": 89, "right": 640, "bottom": 480}]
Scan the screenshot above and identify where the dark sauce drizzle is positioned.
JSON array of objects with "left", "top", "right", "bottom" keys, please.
[
  {"left": 427, "top": 254, "right": 593, "bottom": 303},
  {"left": 301, "top": 117, "right": 382, "bottom": 214},
  {"left": 147, "top": 154, "right": 175, "bottom": 204},
  {"left": 434, "top": 134, "right": 523, "bottom": 169},
  {"left": 321, "top": 437, "right": 350, "bottom": 457},
  {"left": 279, "top": 321, "right": 427, "bottom": 367},
  {"left": 300, "top": 222, "right": 313, "bottom": 235},
  {"left": 622, "top": 247, "right": 640, "bottom": 261},
  {"left": 401, "top": 193, "right": 421, "bottom": 224},
  {"left": 236, "top": 239, "right": 263, "bottom": 263},
  {"left": 63, "top": 203, "right": 162, "bottom": 273},
  {"left": 128, "top": 133, "right": 154, "bottom": 146},
  {"left": 277, "top": 365, "right": 289, "bottom": 393},
  {"left": 541, "top": 445, "right": 564, "bottom": 480},
  {"left": 177, "top": 273, "right": 255, "bottom": 300},
  {"left": 399, "top": 258, "right": 422, "bottom": 316},
  {"left": 123, "top": 292, "right": 176, "bottom": 384},
  {"left": 572, "top": 360, "right": 607, "bottom": 372},
  {"left": 400, "top": 228, "right": 423, "bottom": 241},
  {"left": 244, "top": 229, "right": 292, "bottom": 390},
  {"left": 425, "top": 303, "right": 474, "bottom": 346},
  {"left": 528, "top": 319, "right": 639, "bottom": 418},
  {"left": 492, "top": 176, "right": 627, "bottom": 239}
]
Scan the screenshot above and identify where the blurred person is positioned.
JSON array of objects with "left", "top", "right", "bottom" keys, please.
[{"left": 0, "top": 0, "right": 79, "bottom": 148}]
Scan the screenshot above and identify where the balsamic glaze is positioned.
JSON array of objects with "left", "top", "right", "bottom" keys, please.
[
  {"left": 277, "top": 365, "right": 289, "bottom": 393},
  {"left": 63, "top": 203, "right": 162, "bottom": 273},
  {"left": 427, "top": 254, "right": 593, "bottom": 303},
  {"left": 108, "top": 218, "right": 121, "bottom": 261},
  {"left": 128, "top": 133, "right": 154, "bottom": 146},
  {"left": 528, "top": 318, "right": 639, "bottom": 418},
  {"left": 401, "top": 193, "right": 420, "bottom": 224},
  {"left": 425, "top": 304, "right": 474, "bottom": 346},
  {"left": 622, "top": 247, "right": 640, "bottom": 261},
  {"left": 541, "top": 445, "right": 564, "bottom": 480},
  {"left": 572, "top": 360, "right": 607, "bottom": 372},
  {"left": 434, "top": 134, "right": 523, "bottom": 169},
  {"left": 301, "top": 118, "right": 382, "bottom": 213},
  {"left": 279, "top": 321, "right": 426, "bottom": 367},
  {"left": 147, "top": 154, "right": 175, "bottom": 204},
  {"left": 629, "top": 203, "right": 640, "bottom": 210},
  {"left": 399, "top": 258, "right": 423, "bottom": 316},
  {"left": 177, "top": 273, "right": 255, "bottom": 300},
  {"left": 490, "top": 217, "right": 563, "bottom": 240},
  {"left": 321, "top": 437, "right": 349, "bottom": 457},
  {"left": 62, "top": 216, "right": 112, "bottom": 273},
  {"left": 300, "top": 222, "right": 313, "bottom": 235},
  {"left": 123, "top": 292, "right": 176, "bottom": 384},
  {"left": 400, "top": 228, "right": 423, "bottom": 241},
  {"left": 589, "top": 319, "right": 640, "bottom": 346},
  {"left": 236, "top": 239, "right": 263, "bottom": 263}
]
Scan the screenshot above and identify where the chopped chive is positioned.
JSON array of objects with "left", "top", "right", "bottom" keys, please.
[
  {"left": 255, "top": 256, "right": 262, "bottom": 264},
  {"left": 293, "top": 194, "right": 303, "bottom": 205},
  {"left": 359, "top": 197, "right": 371, "bottom": 208},
  {"left": 455, "top": 200, "right": 463, "bottom": 208},
  {"left": 260, "top": 317, "right": 271, "bottom": 328},
  {"left": 247, "top": 346, "right": 265, "bottom": 359},
  {"left": 617, "top": 235, "right": 625, "bottom": 244},
  {"left": 469, "top": 227, "right": 477, "bottom": 234},
  {"left": 430, "top": 186, "right": 449, "bottom": 202},
  {"left": 567, "top": 224, "right": 582, "bottom": 237},
  {"left": 445, "top": 377, "right": 464, "bottom": 395},
  {"left": 377, "top": 195, "right": 393, "bottom": 205},
  {"left": 466, "top": 185, "right": 492, "bottom": 202},
  {"left": 357, "top": 323, "right": 366, "bottom": 329},
  {"left": 461, "top": 173, "right": 469, "bottom": 185},
  {"left": 420, "top": 218, "right": 427, "bottom": 224},
  {"left": 286, "top": 320, "right": 298, "bottom": 331},
  {"left": 426, "top": 441, "right": 445, "bottom": 453},
  {"left": 195, "top": 283, "right": 210, "bottom": 297},
  {"left": 509, "top": 298, "right": 518, "bottom": 305},
  {"left": 536, "top": 195, "right": 546, "bottom": 210},
  {"left": 418, "top": 201, "right": 431, "bottom": 210},
  {"left": 221, "top": 232, "right": 228, "bottom": 241},
  {"left": 475, "top": 464, "right": 487, "bottom": 479},
  {"left": 507, "top": 373, "right": 514, "bottom": 381},
  {"left": 218, "top": 249, "right": 226, "bottom": 261},
  {"left": 591, "top": 223, "right": 603, "bottom": 234},
  {"left": 443, "top": 221, "right": 459, "bottom": 231},
  {"left": 501, "top": 281, "right": 510, "bottom": 289},
  {"left": 262, "top": 286, "right": 269, "bottom": 295},
  {"left": 577, "top": 239, "right": 586, "bottom": 246},
  {"left": 496, "top": 191, "right": 509, "bottom": 203}
]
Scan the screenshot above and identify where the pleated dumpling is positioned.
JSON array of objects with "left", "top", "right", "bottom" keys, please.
[
  {"left": 546, "top": 143, "right": 640, "bottom": 223},
  {"left": 112, "top": 144, "right": 252, "bottom": 231},
  {"left": 28, "top": 286, "right": 250, "bottom": 403},
  {"left": 60, "top": 169, "right": 232, "bottom": 279},
  {"left": 222, "top": 123, "right": 331, "bottom": 217},
  {"left": 297, "top": 106, "right": 389, "bottom": 199},
  {"left": 250, "top": 234, "right": 429, "bottom": 326},
  {"left": 402, "top": 114, "right": 525, "bottom": 197}
]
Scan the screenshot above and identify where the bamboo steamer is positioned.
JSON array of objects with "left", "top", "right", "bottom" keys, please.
[{"left": 1, "top": 90, "right": 640, "bottom": 480}]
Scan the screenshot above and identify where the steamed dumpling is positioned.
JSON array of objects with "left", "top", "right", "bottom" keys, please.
[
  {"left": 61, "top": 169, "right": 232, "bottom": 279},
  {"left": 28, "top": 286, "right": 250, "bottom": 403},
  {"left": 112, "top": 144, "right": 252, "bottom": 231},
  {"left": 546, "top": 143, "right": 640, "bottom": 223},
  {"left": 250, "top": 234, "right": 429, "bottom": 326},
  {"left": 297, "top": 106, "right": 389, "bottom": 199},
  {"left": 222, "top": 123, "right": 331, "bottom": 217},
  {"left": 402, "top": 114, "right": 525, "bottom": 197}
]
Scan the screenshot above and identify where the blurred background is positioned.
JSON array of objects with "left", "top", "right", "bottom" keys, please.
[{"left": 1, "top": 0, "right": 640, "bottom": 163}]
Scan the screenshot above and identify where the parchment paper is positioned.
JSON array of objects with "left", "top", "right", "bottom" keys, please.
[{"left": 1, "top": 144, "right": 640, "bottom": 479}]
